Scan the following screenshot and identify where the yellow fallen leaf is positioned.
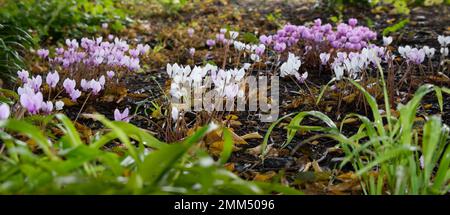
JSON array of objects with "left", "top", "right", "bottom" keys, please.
[
  {"left": 343, "top": 93, "right": 356, "bottom": 103},
  {"left": 309, "top": 140, "right": 319, "bottom": 145},
  {"left": 342, "top": 117, "right": 358, "bottom": 124},
  {"left": 229, "top": 120, "right": 242, "bottom": 126},
  {"left": 241, "top": 132, "right": 263, "bottom": 140},
  {"left": 209, "top": 140, "right": 240, "bottom": 156},
  {"left": 253, "top": 171, "right": 276, "bottom": 182},
  {"left": 224, "top": 163, "right": 234, "bottom": 171},
  {"left": 224, "top": 114, "right": 239, "bottom": 120},
  {"left": 337, "top": 172, "right": 358, "bottom": 181},
  {"left": 61, "top": 97, "right": 77, "bottom": 106},
  {"left": 423, "top": 104, "right": 433, "bottom": 110}
]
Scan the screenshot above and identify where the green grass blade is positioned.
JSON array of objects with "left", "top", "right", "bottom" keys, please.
[
  {"left": 286, "top": 111, "right": 337, "bottom": 147},
  {"left": 56, "top": 114, "right": 83, "bottom": 147}
]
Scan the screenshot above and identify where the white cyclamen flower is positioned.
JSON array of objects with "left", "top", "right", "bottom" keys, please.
[
  {"left": 398, "top": 45, "right": 412, "bottom": 58},
  {"left": 333, "top": 65, "right": 344, "bottom": 80},
  {"left": 319, "top": 52, "right": 330, "bottom": 65},
  {"left": 280, "top": 52, "right": 301, "bottom": 78},
  {"left": 55, "top": 100, "right": 64, "bottom": 110},
  {"left": 383, "top": 36, "right": 393, "bottom": 46},
  {"left": 441, "top": 47, "right": 449, "bottom": 57},
  {"left": 229, "top": 31, "right": 239, "bottom": 40},
  {"left": 171, "top": 107, "right": 179, "bottom": 121},
  {"left": 422, "top": 46, "right": 435, "bottom": 58},
  {"left": 437, "top": 35, "right": 450, "bottom": 47}
]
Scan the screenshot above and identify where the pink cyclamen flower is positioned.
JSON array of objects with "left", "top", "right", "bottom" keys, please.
[
  {"left": 55, "top": 47, "right": 64, "bottom": 55},
  {"left": 102, "top": 23, "right": 108, "bottom": 29},
  {"left": 90, "top": 81, "right": 102, "bottom": 95},
  {"left": 128, "top": 58, "right": 140, "bottom": 71},
  {"left": 348, "top": 18, "right": 358, "bottom": 27},
  {"left": 80, "top": 79, "right": 90, "bottom": 92},
  {"left": 107, "top": 71, "right": 115, "bottom": 79},
  {"left": 69, "top": 89, "right": 81, "bottom": 101},
  {"left": 259, "top": 35, "right": 272, "bottom": 46},
  {"left": 17, "top": 70, "right": 29, "bottom": 83},
  {"left": 0, "top": 103, "right": 10, "bottom": 120},
  {"left": 407, "top": 48, "right": 425, "bottom": 65},
  {"left": 20, "top": 90, "right": 43, "bottom": 114},
  {"left": 206, "top": 39, "right": 216, "bottom": 48},
  {"left": 187, "top": 28, "right": 194, "bottom": 37},
  {"left": 65, "top": 39, "right": 79, "bottom": 49},
  {"left": 46, "top": 71, "right": 59, "bottom": 88},
  {"left": 108, "top": 34, "right": 114, "bottom": 41},
  {"left": 216, "top": 33, "right": 225, "bottom": 42},
  {"left": 114, "top": 108, "right": 130, "bottom": 122},
  {"left": 37, "top": 49, "right": 49, "bottom": 59},
  {"left": 17, "top": 85, "right": 34, "bottom": 97},
  {"left": 296, "top": 72, "right": 308, "bottom": 84},
  {"left": 41, "top": 101, "right": 53, "bottom": 114},
  {"left": 137, "top": 44, "right": 150, "bottom": 55},
  {"left": 189, "top": 48, "right": 195, "bottom": 57},
  {"left": 29, "top": 75, "right": 42, "bottom": 92},
  {"left": 63, "top": 78, "right": 76, "bottom": 95},
  {"left": 129, "top": 49, "right": 140, "bottom": 58},
  {"left": 255, "top": 44, "right": 265, "bottom": 56},
  {"left": 98, "top": 75, "right": 105, "bottom": 88},
  {"left": 273, "top": 42, "right": 286, "bottom": 53},
  {"left": 314, "top": 18, "right": 322, "bottom": 26}
]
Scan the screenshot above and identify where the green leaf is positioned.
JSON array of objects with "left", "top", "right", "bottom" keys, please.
[
  {"left": 56, "top": 114, "right": 83, "bottom": 147},
  {"left": 382, "top": 19, "right": 409, "bottom": 36},
  {"left": 261, "top": 113, "right": 296, "bottom": 159},
  {"left": 286, "top": 111, "right": 337, "bottom": 147},
  {"left": 219, "top": 128, "right": 233, "bottom": 165}
]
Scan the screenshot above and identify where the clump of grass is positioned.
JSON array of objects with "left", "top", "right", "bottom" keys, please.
[{"left": 264, "top": 64, "right": 450, "bottom": 195}]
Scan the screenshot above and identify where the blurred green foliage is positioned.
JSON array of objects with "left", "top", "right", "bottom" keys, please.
[
  {"left": 327, "top": 0, "right": 449, "bottom": 14},
  {"left": 0, "top": 112, "right": 301, "bottom": 194},
  {"left": 0, "top": 0, "right": 131, "bottom": 43},
  {"left": 156, "top": 0, "right": 188, "bottom": 14}
]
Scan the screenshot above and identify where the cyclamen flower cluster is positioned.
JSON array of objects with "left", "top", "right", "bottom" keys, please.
[
  {"left": 398, "top": 46, "right": 426, "bottom": 65},
  {"left": 167, "top": 63, "right": 218, "bottom": 99},
  {"left": 15, "top": 70, "right": 92, "bottom": 115},
  {"left": 206, "top": 28, "right": 240, "bottom": 48},
  {"left": 45, "top": 37, "right": 150, "bottom": 72},
  {"left": 206, "top": 28, "right": 267, "bottom": 63},
  {"left": 260, "top": 18, "right": 377, "bottom": 53},
  {"left": 81, "top": 76, "right": 105, "bottom": 95},
  {"left": 396, "top": 35, "right": 449, "bottom": 66},
  {"left": 167, "top": 63, "right": 250, "bottom": 120},
  {"left": 331, "top": 46, "right": 386, "bottom": 80}
]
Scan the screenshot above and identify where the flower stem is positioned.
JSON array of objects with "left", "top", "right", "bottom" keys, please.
[{"left": 75, "top": 92, "right": 91, "bottom": 122}]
